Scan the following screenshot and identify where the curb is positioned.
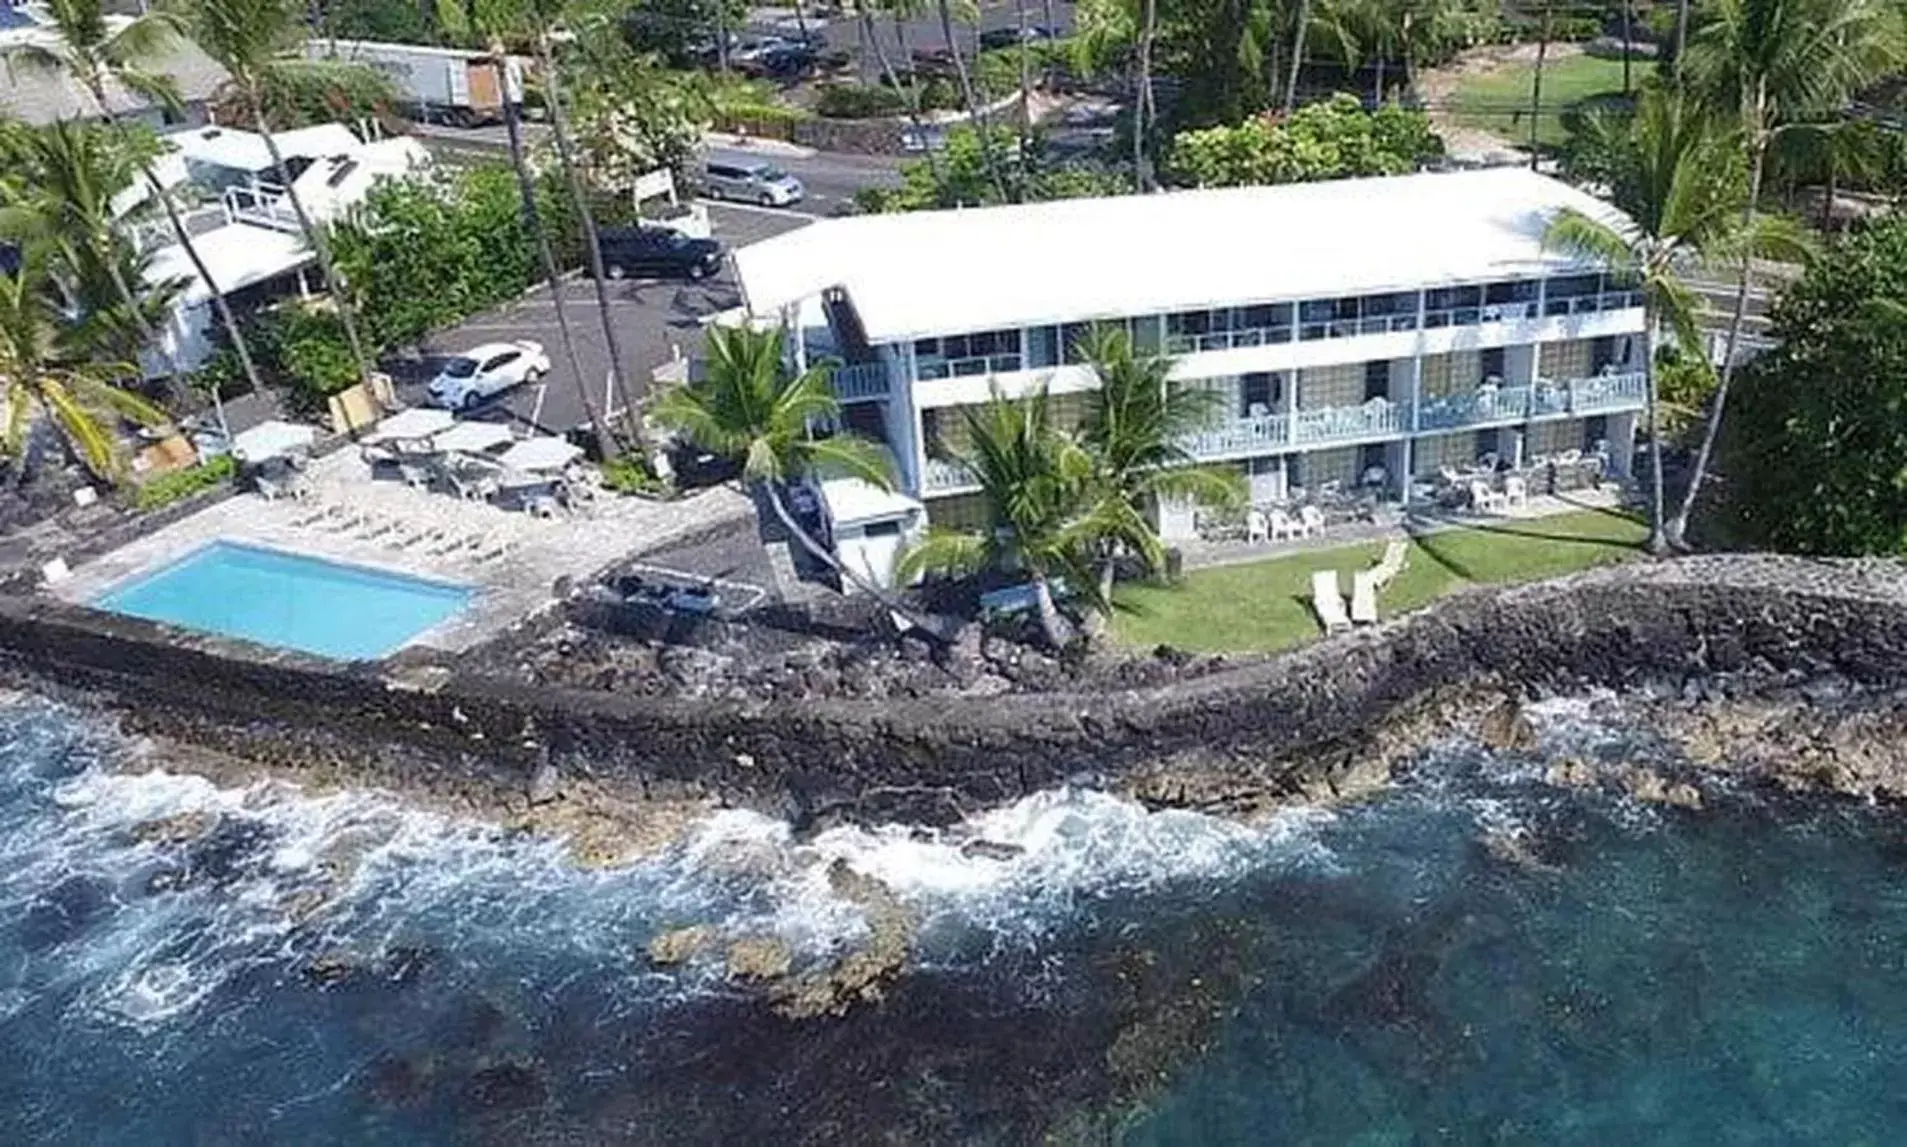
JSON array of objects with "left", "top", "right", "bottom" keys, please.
[{"left": 703, "top": 131, "right": 817, "bottom": 159}]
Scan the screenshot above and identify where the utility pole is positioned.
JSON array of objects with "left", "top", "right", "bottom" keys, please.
[{"left": 1529, "top": 0, "right": 1551, "bottom": 171}]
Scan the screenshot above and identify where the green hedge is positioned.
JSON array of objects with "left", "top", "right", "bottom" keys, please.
[
  {"left": 133, "top": 453, "right": 236, "bottom": 512},
  {"left": 816, "top": 82, "right": 908, "bottom": 119}
]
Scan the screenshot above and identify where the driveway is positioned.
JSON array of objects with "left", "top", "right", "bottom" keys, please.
[{"left": 386, "top": 204, "right": 811, "bottom": 437}]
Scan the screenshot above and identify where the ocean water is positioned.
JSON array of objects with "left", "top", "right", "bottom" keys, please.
[{"left": 1, "top": 693, "right": 1905, "bottom": 1143}]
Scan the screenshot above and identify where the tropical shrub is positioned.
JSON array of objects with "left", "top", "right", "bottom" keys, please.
[
  {"left": 1167, "top": 95, "right": 1444, "bottom": 188},
  {"left": 816, "top": 82, "right": 908, "bottom": 119},
  {"left": 215, "top": 59, "right": 399, "bottom": 130},
  {"left": 1720, "top": 217, "right": 1907, "bottom": 555},
  {"left": 329, "top": 163, "right": 577, "bottom": 350},
  {"left": 133, "top": 453, "right": 236, "bottom": 511},
  {"left": 855, "top": 126, "right": 1126, "bottom": 212}
]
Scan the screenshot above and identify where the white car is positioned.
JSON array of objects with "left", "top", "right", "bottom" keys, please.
[{"left": 426, "top": 341, "right": 551, "bottom": 410}]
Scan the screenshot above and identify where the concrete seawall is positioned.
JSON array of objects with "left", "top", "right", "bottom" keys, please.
[{"left": 4, "top": 555, "right": 1905, "bottom": 826}]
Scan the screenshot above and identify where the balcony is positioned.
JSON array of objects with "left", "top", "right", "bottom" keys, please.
[
  {"left": 922, "top": 456, "right": 979, "bottom": 493},
  {"left": 1566, "top": 370, "right": 1648, "bottom": 413},
  {"left": 1294, "top": 399, "right": 1405, "bottom": 445},
  {"left": 829, "top": 360, "right": 890, "bottom": 401},
  {"left": 917, "top": 352, "right": 1022, "bottom": 381},
  {"left": 1163, "top": 323, "right": 1293, "bottom": 355},
  {"left": 1418, "top": 384, "right": 1535, "bottom": 431},
  {"left": 1180, "top": 413, "right": 1289, "bottom": 460}
]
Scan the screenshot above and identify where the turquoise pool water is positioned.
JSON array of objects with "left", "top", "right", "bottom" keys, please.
[{"left": 96, "top": 542, "right": 472, "bottom": 660}]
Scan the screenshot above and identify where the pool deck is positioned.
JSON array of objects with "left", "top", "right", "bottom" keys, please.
[{"left": 57, "top": 449, "right": 752, "bottom": 653}]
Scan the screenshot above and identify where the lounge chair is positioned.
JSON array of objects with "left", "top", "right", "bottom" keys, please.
[
  {"left": 1311, "top": 570, "right": 1352, "bottom": 634},
  {"left": 1350, "top": 569, "right": 1379, "bottom": 625},
  {"left": 1269, "top": 509, "right": 1303, "bottom": 541},
  {"left": 1470, "top": 482, "right": 1508, "bottom": 514},
  {"left": 1371, "top": 539, "right": 1409, "bottom": 588}
]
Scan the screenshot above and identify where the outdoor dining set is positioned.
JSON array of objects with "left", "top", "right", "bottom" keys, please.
[{"left": 354, "top": 408, "right": 600, "bottom": 518}]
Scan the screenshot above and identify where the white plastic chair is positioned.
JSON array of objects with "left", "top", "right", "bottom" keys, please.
[
  {"left": 1504, "top": 475, "right": 1529, "bottom": 508},
  {"left": 1299, "top": 505, "right": 1326, "bottom": 537},
  {"left": 1269, "top": 509, "right": 1302, "bottom": 541},
  {"left": 1246, "top": 508, "right": 1269, "bottom": 543},
  {"left": 1470, "top": 481, "right": 1507, "bottom": 514},
  {"left": 1350, "top": 569, "right": 1379, "bottom": 625}
]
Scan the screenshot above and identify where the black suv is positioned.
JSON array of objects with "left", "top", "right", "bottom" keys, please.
[{"left": 597, "top": 227, "right": 725, "bottom": 281}]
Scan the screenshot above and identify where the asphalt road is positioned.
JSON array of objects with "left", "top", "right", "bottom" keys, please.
[{"left": 385, "top": 203, "right": 812, "bottom": 438}]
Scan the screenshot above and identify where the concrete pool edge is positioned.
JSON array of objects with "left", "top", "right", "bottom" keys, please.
[
  {"left": 3, "top": 554, "right": 1907, "bottom": 829},
  {"left": 92, "top": 538, "right": 480, "bottom": 662}
]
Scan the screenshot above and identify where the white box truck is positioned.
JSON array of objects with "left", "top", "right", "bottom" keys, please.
[{"left": 306, "top": 40, "right": 526, "bottom": 128}]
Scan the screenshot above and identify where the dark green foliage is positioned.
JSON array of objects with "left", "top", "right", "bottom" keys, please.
[
  {"left": 1721, "top": 217, "right": 1907, "bottom": 555},
  {"left": 320, "top": 0, "right": 435, "bottom": 45},
  {"left": 815, "top": 82, "right": 908, "bottom": 119},
  {"left": 622, "top": 0, "right": 749, "bottom": 68},
  {"left": 1167, "top": 94, "right": 1443, "bottom": 187},
  {"left": 327, "top": 162, "right": 580, "bottom": 350},
  {"left": 133, "top": 452, "right": 236, "bottom": 511},
  {"left": 251, "top": 59, "right": 400, "bottom": 130},
  {"left": 855, "top": 127, "right": 1126, "bottom": 212}
]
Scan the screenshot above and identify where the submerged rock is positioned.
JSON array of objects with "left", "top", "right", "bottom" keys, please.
[
  {"left": 1545, "top": 758, "right": 1600, "bottom": 789},
  {"left": 726, "top": 937, "right": 794, "bottom": 982},
  {"left": 959, "top": 839, "right": 1025, "bottom": 862},
  {"left": 465, "top": 1060, "right": 548, "bottom": 1112},
  {"left": 128, "top": 809, "right": 218, "bottom": 845},
  {"left": 1477, "top": 698, "right": 1538, "bottom": 752},
  {"left": 646, "top": 925, "right": 718, "bottom": 967}
]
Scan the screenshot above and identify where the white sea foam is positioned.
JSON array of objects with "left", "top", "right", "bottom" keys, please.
[{"left": 0, "top": 697, "right": 1346, "bottom": 1029}]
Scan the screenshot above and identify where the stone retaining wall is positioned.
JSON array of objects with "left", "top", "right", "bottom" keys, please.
[{"left": 4, "top": 555, "right": 1905, "bottom": 826}]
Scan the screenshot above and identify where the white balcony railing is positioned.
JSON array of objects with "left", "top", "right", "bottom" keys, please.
[
  {"left": 1565, "top": 370, "right": 1648, "bottom": 413},
  {"left": 829, "top": 361, "right": 890, "bottom": 401},
  {"left": 223, "top": 182, "right": 301, "bottom": 233},
  {"left": 1179, "top": 413, "right": 1289, "bottom": 459},
  {"left": 922, "top": 456, "right": 979, "bottom": 493},
  {"left": 1294, "top": 399, "right": 1406, "bottom": 445}
]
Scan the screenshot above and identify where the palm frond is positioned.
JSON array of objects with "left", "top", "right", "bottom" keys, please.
[
  {"left": 802, "top": 432, "right": 896, "bottom": 490},
  {"left": 894, "top": 527, "right": 988, "bottom": 583}
]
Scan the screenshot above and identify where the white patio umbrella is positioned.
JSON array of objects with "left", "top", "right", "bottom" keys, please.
[
  {"left": 230, "top": 419, "right": 316, "bottom": 462},
  {"left": 364, "top": 408, "right": 455, "bottom": 444},
  {"left": 497, "top": 437, "right": 584, "bottom": 474},
  {"left": 431, "top": 421, "right": 516, "bottom": 455}
]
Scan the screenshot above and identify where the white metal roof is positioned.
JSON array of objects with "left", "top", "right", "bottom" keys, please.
[
  {"left": 732, "top": 167, "right": 1634, "bottom": 344},
  {"left": 141, "top": 223, "right": 312, "bottom": 306},
  {"left": 168, "top": 123, "right": 363, "bottom": 173},
  {"left": 820, "top": 476, "right": 922, "bottom": 525}
]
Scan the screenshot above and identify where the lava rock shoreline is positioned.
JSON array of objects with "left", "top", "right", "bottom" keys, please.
[{"left": 3, "top": 554, "right": 1907, "bottom": 832}]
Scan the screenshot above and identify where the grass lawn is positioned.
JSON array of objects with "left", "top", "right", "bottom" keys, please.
[
  {"left": 1449, "top": 55, "right": 1632, "bottom": 149},
  {"left": 1112, "top": 508, "right": 1649, "bottom": 654}
]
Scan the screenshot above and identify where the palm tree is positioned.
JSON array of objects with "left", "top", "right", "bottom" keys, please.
[
  {"left": 0, "top": 247, "right": 169, "bottom": 482},
  {"left": 898, "top": 384, "right": 1150, "bottom": 648},
  {"left": 854, "top": 0, "right": 945, "bottom": 188},
  {"left": 185, "top": 0, "right": 376, "bottom": 394},
  {"left": 934, "top": 0, "right": 1011, "bottom": 201},
  {"left": 1544, "top": 88, "right": 1768, "bottom": 554},
  {"left": 12, "top": 0, "right": 265, "bottom": 406},
  {"left": 0, "top": 120, "right": 167, "bottom": 371},
  {"left": 1283, "top": 0, "right": 1314, "bottom": 114},
  {"left": 466, "top": 0, "right": 614, "bottom": 456},
  {"left": 1076, "top": 325, "right": 1244, "bottom": 602},
  {"left": 522, "top": 1, "right": 645, "bottom": 454},
  {"left": 655, "top": 325, "right": 943, "bottom": 631},
  {"left": 1675, "top": 0, "right": 1902, "bottom": 547}
]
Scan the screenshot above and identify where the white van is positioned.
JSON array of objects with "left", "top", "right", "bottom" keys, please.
[{"left": 701, "top": 161, "right": 804, "bottom": 207}]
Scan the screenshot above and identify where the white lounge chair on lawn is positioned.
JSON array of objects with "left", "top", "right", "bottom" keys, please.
[
  {"left": 1299, "top": 505, "right": 1326, "bottom": 537},
  {"left": 1351, "top": 569, "right": 1379, "bottom": 625},
  {"left": 1371, "top": 539, "right": 1409, "bottom": 588},
  {"left": 1246, "top": 508, "right": 1269, "bottom": 543},
  {"left": 1312, "top": 570, "right": 1352, "bottom": 634},
  {"left": 1269, "top": 509, "right": 1303, "bottom": 541}
]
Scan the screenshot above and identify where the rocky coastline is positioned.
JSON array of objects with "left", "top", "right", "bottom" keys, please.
[{"left": 5, "top": 553, "right": 1907, "bottom": 837}]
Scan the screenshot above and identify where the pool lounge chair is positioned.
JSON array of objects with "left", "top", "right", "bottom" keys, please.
[
  {"left": 1350, "top": 569, "right": 1379, "bottom": 625},
  {"left": 1312, "top": 570, "right": 1352, "bottom": 634},
  {"left": 1371, "top": 539, "right": 1409, "bottom": 588}
]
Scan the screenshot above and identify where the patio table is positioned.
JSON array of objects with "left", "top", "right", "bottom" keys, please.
[
  {"left": 431, "top": 421, "right": 516, "bottom": 455},
  {"left": 231, "top": 419, "right": 316, "bottom": 463},
  {"left": 496, "top": 437, "right": 584, "bottom": 474}
]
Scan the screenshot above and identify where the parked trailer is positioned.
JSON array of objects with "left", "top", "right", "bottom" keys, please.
[{"left": 305, "top": 39, "right": 525, "bottom": 128}]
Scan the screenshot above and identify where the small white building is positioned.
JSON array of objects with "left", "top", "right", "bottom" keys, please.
[
  {"left": 818, "top": 476, "right": 925, "bottom": 591},
  {"left": 134, "top": 123, "right": 431, "bottom": 374},
  {"left": 731, "top": 167, "right": 1650, "bottom": 576}
]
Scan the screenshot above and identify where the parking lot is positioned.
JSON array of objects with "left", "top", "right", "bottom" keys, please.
[{"left": 385, "top": 204, "right": 812, "bottom": 437}]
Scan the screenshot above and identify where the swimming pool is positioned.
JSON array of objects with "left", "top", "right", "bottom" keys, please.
[{"left": 96, "top": 541, "right": 474, "bottom": 660}]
